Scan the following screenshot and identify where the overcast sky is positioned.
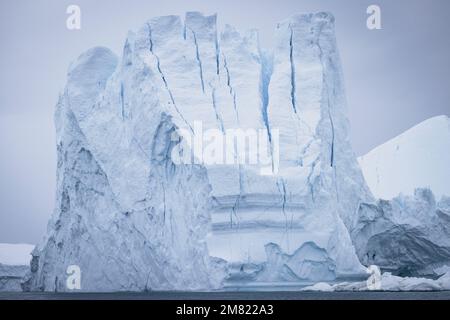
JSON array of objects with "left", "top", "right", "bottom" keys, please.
[{"left": 1, "top": 0, "right": 449, "bottom": 244}]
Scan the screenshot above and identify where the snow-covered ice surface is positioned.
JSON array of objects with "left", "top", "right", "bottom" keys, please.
[
  {"left": 0, "top": 244, "right": 34, "bottom": 291},
  {"left": 302, "top": 271, "right": 450, "bottom": 292},
  {"left": 23, "top": 12, "right": 375, "bottom": 292},
  {"left": 358, "top": 115, "right": 450, "bottom": 200}
]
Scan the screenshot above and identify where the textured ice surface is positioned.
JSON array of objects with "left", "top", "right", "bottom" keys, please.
[
  {"left": 206, "top": 12, "right": 371, "bottom": 282},
  {"left": 255, "top": 242, "right": 336, "bottom": 282},
  {"left": 358, "top": 115, "right": 450, "bottom": 200},
  {"left": 355, "top": 116, "right": 450, "bottom": 278},
  {"left": 0, "top": 264, "right": 29, "bottom": 292},
  {"left": 0, "top": 244, "right": 33, "bottom": 291},
  {"left": 26, "top": 12, "right": 375, "bottom": 292},
  {"left": 352, "top": 189, "right": 450, "bottom": 276}
]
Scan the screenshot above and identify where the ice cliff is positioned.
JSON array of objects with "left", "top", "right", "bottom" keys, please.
[
  {"left": 355, "top": 116, "right": 450, "bottom": 276},
  {"left": 27, "top": 12, "right": 375, "bottom": 292},
  {"left": 353, "top": 189, "right": 450, "bottom": 277}
]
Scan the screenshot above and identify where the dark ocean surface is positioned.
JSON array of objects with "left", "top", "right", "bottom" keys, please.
[{"left": 1, "top": 291, "right": 450, "bottom": 300}]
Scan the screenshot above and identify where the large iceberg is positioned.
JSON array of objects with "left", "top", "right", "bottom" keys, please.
[{"left": 26, "top": 12, "right": 376, "bottom": 292}]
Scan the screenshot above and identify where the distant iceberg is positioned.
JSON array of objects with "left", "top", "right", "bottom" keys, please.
[
  {"left": 358, "top": 115, "right": 450, "bottom": 200},
  {"left": 0, "top": 243, "right": 34, "bottom": 291}
]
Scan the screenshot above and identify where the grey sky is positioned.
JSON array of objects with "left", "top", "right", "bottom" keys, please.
[{"left": 1, "top": 0, "right": 449, "bottom": 244}]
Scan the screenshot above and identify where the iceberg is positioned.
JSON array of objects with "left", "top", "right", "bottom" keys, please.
[
  {"left": 25, "top": 12, "right": 376, "bottom": 292},
  {"left": 355, "top": 116, "right": 450, "bottom": 277},
  {"left": 302, "top": 272, "right": 450, "bottom": 292},
  {"left": 352, "top": 189, "right": 450, "bottom": 277},
  {"left": 358, "top": 115, "right": 450, "bottom": 200},
  {"left": 0, "top": 244, "right": 34, "bottom": 291}
]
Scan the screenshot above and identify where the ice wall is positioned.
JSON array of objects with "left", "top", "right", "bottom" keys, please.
[{"left": 27, "top": 12, "right": 372, "bottom": 291}]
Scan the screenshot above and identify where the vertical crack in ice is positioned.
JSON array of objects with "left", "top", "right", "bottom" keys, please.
[
  {"left": 220, "top": 51, "right": 243, "bottom": 226},
  {"left": 189, "top": 28, "right": 205, "bottom": 93},
  {"left": 307, "top": 158, "right": 319, "bottom": 202},
  {"left": 277, "top": 179, "right": 288, "bottom": 228},
  {"left": 316, "top": 24, "right": 335, "bottom": 167},
  {"left": 223, "top": 56, "right": 232, "bottom": 92},
  {"left": 229, "top": 128, "right": 244, "bottom": 228},
  {"left": 230, "top": 163, "right": 243, "bottom": 228},
  {"left": 211, "top": 86, "right": 225, "bottom": 132},
  {"left": 120, "top": 82, "right": 125, "bottom": 120},
  {"left": 230, "top": 194, "right": 239, "bottom": 228},
  {"left": 328, "top": 106, "right": 335, "bottom": 167},
  {"left": 148, "top": 23, "right": 154, "bottom": 52},
  {"left": 215, "top": 30, "right": 220, "bottom": 75},
  {"left": 277, "top": 179, "right": 291, "bottom": 250},
  {"left": 299, "top": 140, "right": 314, "bottom": 167},
  {"left": 222, "top": 54, "right": 239, "bottom": 122},
  {"left": 222, "top": 54, "right": 242, "bottom": 227},
  {"left": 147, "top": 24, "right": 193, "bottom": 133},
  {"left": 229, "top": 164, "right": 244, "bottom": 229},
  {"left": 316, "top": 21, "right": 339, "bottom": 202},
  {"left": 259, "top": 50, "right": 274, "bottom": 171},
  {"left": 289, "top": 25, "right": 298, "bottom": 114}
]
